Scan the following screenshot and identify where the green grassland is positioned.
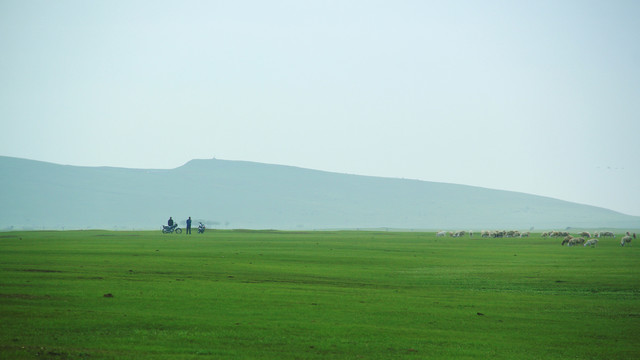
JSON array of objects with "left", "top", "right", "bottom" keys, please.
[{"left": 0, "top": 230, "right": 638, "bottom": 359}]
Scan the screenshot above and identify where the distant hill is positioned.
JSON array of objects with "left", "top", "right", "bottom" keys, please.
[{"left": 1, "top": 156, "right": 639, "bottom": 231}]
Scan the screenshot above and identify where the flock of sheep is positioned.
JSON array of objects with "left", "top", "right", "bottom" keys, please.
[
  {"left": 436, "top": 230, "right": 531, "bottom": 238},
  {"left": 553, "top": 231, "right": 636, "bottom": 247},
  {"left": 435, "top": 230, "right": 636, "bottom": 247}
]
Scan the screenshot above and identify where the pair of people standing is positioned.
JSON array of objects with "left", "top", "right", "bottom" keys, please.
[{"left": 167, "top": 216, "right": 193, "bottom": 234}]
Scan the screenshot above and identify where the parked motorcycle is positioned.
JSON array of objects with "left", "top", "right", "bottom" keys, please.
[
  {"left": 162, "top": 223, "right": 182, "bottom": 234},
  {"left": 197, "top": 222, "right": 205, "bottom": 234}
]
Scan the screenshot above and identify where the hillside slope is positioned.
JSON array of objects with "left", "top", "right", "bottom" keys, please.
[{"left": 1, "top": 156, "right": 638, "bottom": 230}]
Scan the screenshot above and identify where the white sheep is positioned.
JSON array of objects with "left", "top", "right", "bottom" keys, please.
[
  {"left": 492, "top": 231, "right": 506, "bottom": 238},
  {"left": 551, "top": 231, "right": 569, "bottom": 237},
  {"left": 567, "top": 237, "right": 585, "bottom": 247},
  {"left": 584, "top": 239, "right": 598, "bottom": 247},
  {"left": 436, "top": 231, "right": 446, "bottom": 237},
  {"left": 621, "top": 236, "right": 632, "bottom": 246}
]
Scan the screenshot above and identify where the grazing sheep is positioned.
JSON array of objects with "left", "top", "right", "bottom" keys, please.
[
  {"left": 584, "top": 239, "right": 598, "bottom": 247},
  {"left": 601, "top": 231, "right": 615, "bottom": 238},
  {"left": 492, "top": 231, "right": 506, "bottom": 238},
  {"left": 579, "top": 231, "right": 591, "bottom": 238},
  {"left": 481, "top": 230, "right": 491, "bottom": 238},
  {"left": 561, "top": 235, "right": 573, "bottom": 246},
  {"left": 436, "top": 231, "right": 446, "bottom": 237},
  {"left": 505, "top": 230, "right": 520, "bottom": 238},
  {"left": 621, "top": 236, "right": 632, "bottom": 246},
  {"left": 567, "top": 237, "right": 585, "bottom": 247},
  {"left": 520, "top": 232, "right": 530, "bottom": 238},
  {"left": 568, "top": 238, "right": 578, "bottom": 246}
]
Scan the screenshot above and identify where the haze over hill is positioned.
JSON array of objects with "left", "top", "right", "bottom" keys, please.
[{"left": 1, "top": 156, "right": 638, "bottom": 231}]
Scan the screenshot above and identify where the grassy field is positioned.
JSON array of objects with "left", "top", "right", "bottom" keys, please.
[{"left": 0, "top": 230, "right": 638, "bottom": 359}]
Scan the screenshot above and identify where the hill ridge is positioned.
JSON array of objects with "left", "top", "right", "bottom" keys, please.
[{"left": 1, "top": 156, "right": 638, "bottom": 230}]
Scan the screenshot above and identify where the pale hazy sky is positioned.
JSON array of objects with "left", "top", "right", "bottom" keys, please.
[{"left": 1, "top": 0, "right": 639, "bottom": 216}]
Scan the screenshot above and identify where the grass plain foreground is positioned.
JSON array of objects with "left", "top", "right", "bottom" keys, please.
[{"left": 0, "top": 230, "right": 638, "bottom": 359}]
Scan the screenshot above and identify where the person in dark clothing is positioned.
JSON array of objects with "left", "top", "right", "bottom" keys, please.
[
  {"left": 186, "top": 217, "right": 192, "bottom": 234},
  {"left": 168, "top": 217, "right": 174, "bottom": 227}
]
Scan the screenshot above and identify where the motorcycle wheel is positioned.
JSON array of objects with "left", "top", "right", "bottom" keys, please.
[{"left": 175, "top": 228, "right": 182, "bottom": 234}]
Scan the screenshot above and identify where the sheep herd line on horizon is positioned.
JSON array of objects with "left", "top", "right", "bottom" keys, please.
[{"left": 436, "top": 230, "right": 635, "bottom": 247}]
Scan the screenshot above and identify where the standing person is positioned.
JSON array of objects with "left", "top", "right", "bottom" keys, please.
[
  {"left": 168, "top": 217, "right": 174, "bottom": 227},
  {"left": 186, "top": 217, "right": 192, "bottom": 234}
]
